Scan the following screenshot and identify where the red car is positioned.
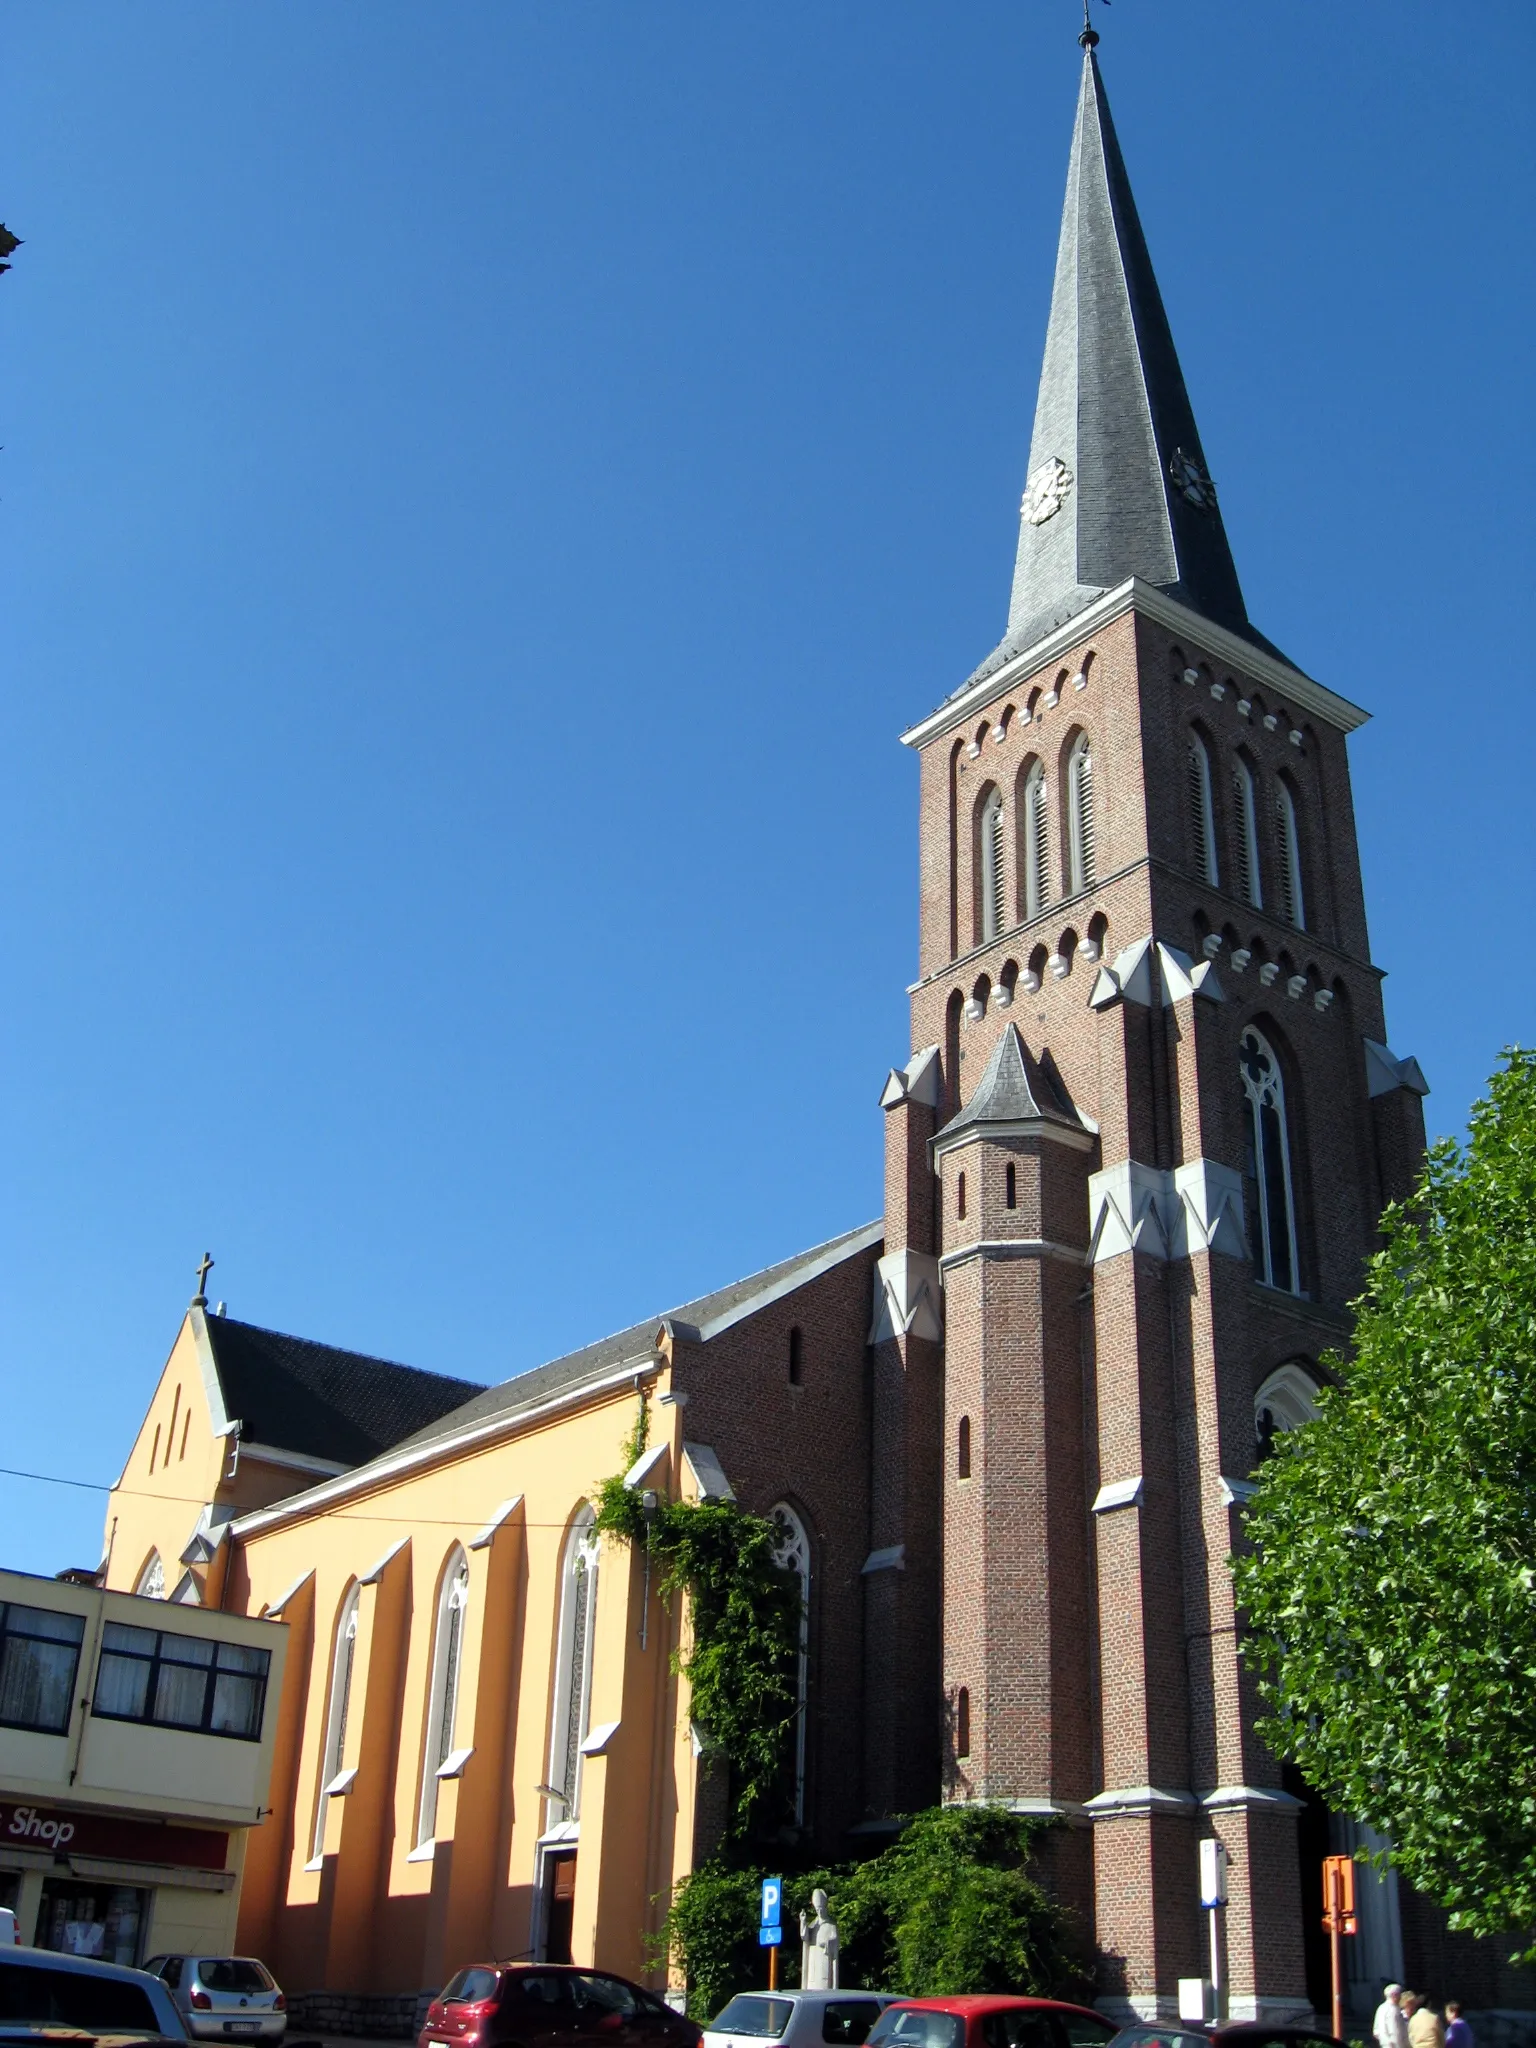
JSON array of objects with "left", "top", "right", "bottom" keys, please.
[
  {"left": 420, "top": 1965, "right": 703, "bottom": 2048},
  {"left": 867, "top": 1998, "right": 1118, "bottom": 2048}
]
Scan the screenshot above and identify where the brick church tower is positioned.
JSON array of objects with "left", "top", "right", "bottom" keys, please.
[{"left": 873, "top": 29, "right": 1429, "bottom": 2023}]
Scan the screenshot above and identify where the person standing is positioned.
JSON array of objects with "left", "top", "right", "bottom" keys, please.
[
  {"left": 1444, "top": 2002, "right": 1473, "bottom": 2048},
  {"left": 1408, "top": 1994, "right": 1446, "bottom": 2048},
  {"left": 1375, "top": 1985, "right": 1409, "bottom": 2048}
]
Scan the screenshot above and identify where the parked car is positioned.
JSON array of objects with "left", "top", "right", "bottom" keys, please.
[
  {"left": 0, "top": 1941, "right": 188, "bottom": 2040},
  {"left": 1108, "top": 2028, "right": 1344, "bottom": 2048},
  {"left": 704, "top": 1990, "right": 904, "bottom": 2048},
  {"left": 142, "top": 1957, "right": 286, "bottom": 2042},
  {"left": 419, "top": 1964, "right": 704, "bottom": 2048},
  {"left": 868, "top": 1999, "right": 1119, "bottom": 2048}
]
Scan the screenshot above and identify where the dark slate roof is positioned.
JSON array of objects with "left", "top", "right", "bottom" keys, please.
[
  {"left": 963, "top": 48, "right": 1289, "bottom": 691},
  {"left": 204, "top": 1316, "right": 485, "bottom": 1469},
  {"left": 940, "top": 1024, "right": 1085, "bottom": 1140},
  {"left": 385, "top": 1220, "right": 883, "bottom": 1462}
]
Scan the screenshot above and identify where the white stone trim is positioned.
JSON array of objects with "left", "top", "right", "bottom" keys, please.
[
  {"left": 435, "top": 1745, "right": 474, "bottom": 1779},
  {"left": 360, "top": 1537, "right": 409, "bottom": 1585},
  {"left": 1200, "top": 1783, "right": 1304, "bottom": 1813},
  {"left": 623, "top": 1443, "right": 669, "bottom": 1488},
  {"left": 681, "top": 1442, "right": 734, "bottom": 1501},
  {"left": 862, "top": 1545, "right": 906, "bottom": 1574},
  {"left": 1092, "top": 1476, "right": 1144, "bottom": 1514},
  {"left": 1088, "top": 1158, "right": 1246, "bottom": 1266},
  {"left": 1084, "top": 1785, "right": 1198, "bottom": 1818},
  {"left": 939, "top": 1238, "right": 1086, "bottom": 1274},
  {"left": 899, "top": 576, "right": 1367, "bottom": 752},
  {"left": 869, "top": 1249, "right": 944, "bottom": 1343},
  {"left": 469, "top": 1496, "right": 524, "bottom": 1549},
  {"left": 692, "top": 1221, "right": 885, "bottom": 1340},
  {"left": 579, "top": 1720, "right": 621, "bottom": 1757},
  {"left": 1219, "top": 1476, "right": 1258, "bottom": 1507}
]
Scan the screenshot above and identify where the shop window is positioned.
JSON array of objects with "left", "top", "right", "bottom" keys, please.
[
  {"left": 93, "top": 1623, "right": 270, "bottom": 1741},
  {"left": 0, "top": 1601, "right": 85, "bottom": 1735},
  {"left": 35, "top": 1880, "right": 147, "bottom": 1969}
]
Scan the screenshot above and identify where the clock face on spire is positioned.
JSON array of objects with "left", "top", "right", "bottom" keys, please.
[
  {"left": 1021, "top": 456, "right": 1073, "bottom": 526},
  {"left": 1168, "top": 446, "right": 1218, "bottom": 510}
]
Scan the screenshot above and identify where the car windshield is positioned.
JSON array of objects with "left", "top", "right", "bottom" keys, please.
[
  {"left": 442, "top": 1971, "right": 500, "bottom": 2006},
  {"left": 198, "top": 1964, "right": 272, "bottom": 1996},
  {"left": 711, "top": 1998, "right": 796, "bottom": 2038},
  {"left": 868, "top": 2013, "right": 965, "bottom": 2048},
  {"left": 1109, "top": 2031, "right": 1210, "bottom": 2048}
]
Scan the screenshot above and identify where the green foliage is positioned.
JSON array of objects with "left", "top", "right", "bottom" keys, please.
[
  {"left": 658, "top": 1808, "right": 1081, "bottom": 2019},
  {"left": 593, "top": 1401, "right": 802, "bottom": 1839},
  {"left": 1234, "top": 1049, "right": 1536, "bottom": 1958}
]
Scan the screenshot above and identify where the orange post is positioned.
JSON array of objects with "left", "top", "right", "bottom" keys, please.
[
  {"left": 1321, "top": 1855, "right": 1357, "bottom": 2041},
  {"left": 767, "top": 1941, "right": 778, "bottom": 1992}
]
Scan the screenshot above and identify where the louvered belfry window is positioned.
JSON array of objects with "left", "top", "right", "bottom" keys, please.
[
  {"left": 1240, "top": 1026, "right": 1299, "bottom": 1293},
  {"left": 1022, "top": 764, "right": 1049, "bottom": 918},
  {"left": 1068, "top": 736, "right": 1096, "bottom": 892},
  {"left": 1234, "top": 759, "right": 1262, "bottom": 908},
  {"left": 980, "top": 790, "right": 1005, "bottom": 942},
  {"left": 1276, "top": 783, "right": 1305, "bottom": 929},
  {"left": 1188, "top": 734, "right": 1218, "bottom": 885}
]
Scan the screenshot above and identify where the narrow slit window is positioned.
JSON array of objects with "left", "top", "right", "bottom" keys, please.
[
  {"left": 1021, "top": 763, "right": 1050, "bottom": 918},
  {"left": 955, "top": 1686, "right": 971, "bottom": 1760},
  {"left": 1188, "top": 735, "right": 1218, "bottom": 884},
  {"left": 980, "top": 790, "right": 1005, "bottom": 942},
  {"left": 957, "top": 1415, "right": 971, "bottom": 1481},
  {"left": 1276, "top": 783, "right": 1305, "bottom": 929},
  {"left": 956, "top": 1171, "right": 966, "bottom": 1221},
  {"left": 1234, "top": 760, "right": 1261, "bottom": 907},
  {"left": 1005, "top": 1162, "right": 1017, "bottom": 1210},
  {"left": 1067, "top": 736, "right": 1096, "bottom": 892},
  {"left": 788, "top": 1327, "right": 803, "bottom": 1386}
]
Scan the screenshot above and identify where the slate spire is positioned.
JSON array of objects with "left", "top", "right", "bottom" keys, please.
[{"left": 993, "top": 46, "right": 1254, "bottom": 667}]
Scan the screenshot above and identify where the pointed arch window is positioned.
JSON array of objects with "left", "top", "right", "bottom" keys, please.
[
  {"left": 313, "top": 1585, "right": 360, "bottom": 1860},
  {"left": 134, "top": 1553, "right": 165, "bottom": 1601},
  {"left": 770, "top": 1504, "right": 811, "bottom": 1826},
  {"left": 980, "top": 788, "right": 1005, "bottom": 942},
  {"left": 416, "top": 1549, "right": 470, "bottom": 1847},
  {"left": 1276, "top": 782, "right": 1305, "bottom": 929},
  {"left": 1234, "top": 759, "right": 1262, "bottom": 908},
  {"left": 1066, "top": 735, "right": 1096, "bottom": 893},
  {"left": 1188, "top": 734, "right": 1218, "bottom": 885},
  {"left": 1240, "top": 1027, "right": 1299, "bottom": 1294},
  {"left": 1020, "top": 762, "right": 1049, "bottom": 919},
  {"left": 548, "top": 1508, "right": 600, "bottom": 1823}
]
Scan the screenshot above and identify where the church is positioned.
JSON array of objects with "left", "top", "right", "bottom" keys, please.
[{"left": 94, "top": 30, "right": 1512, "bottom": 2036}]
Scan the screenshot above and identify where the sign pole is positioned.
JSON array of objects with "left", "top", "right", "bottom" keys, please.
[
  {"left": 1327, "top": 1862, "right": 1342, "bottom": 2043},
  {"left": 768, "top": 1940, "right": 777, "bottom": 1993}
]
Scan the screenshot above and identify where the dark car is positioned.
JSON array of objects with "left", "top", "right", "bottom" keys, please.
[
  {"left": 1107, "top": 2026, "right": 1346, "bottom": 2048},
  {"left": 0, "top": 1942, "right": 188, "bottom": 2043},
  {"left": 868, "top": 1997, "right": 1118, "bottom": 2048},
  {"left": 419, "top": 1966, "right": 703, "bottom": 2048}
]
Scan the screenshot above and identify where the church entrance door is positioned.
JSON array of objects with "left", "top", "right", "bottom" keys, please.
[{"left": 544, "top": 1851, "right": 577, "bottom": 1965}]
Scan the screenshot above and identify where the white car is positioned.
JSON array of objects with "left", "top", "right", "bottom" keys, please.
[
  {"left": 705, "top": 1990, "right": 902, "bottom": 2048},
  {"left": 142, "top": 1955, "right": 287, "bottom": 2042}
]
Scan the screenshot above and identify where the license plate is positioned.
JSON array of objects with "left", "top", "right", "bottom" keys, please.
[{"left": 227, "top": 2024, "right": 262, "bottom": 2034}]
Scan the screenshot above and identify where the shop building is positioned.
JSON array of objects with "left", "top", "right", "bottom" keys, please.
[{"left": 0, "top": 1568, "right": 287, "bottom": 1964}]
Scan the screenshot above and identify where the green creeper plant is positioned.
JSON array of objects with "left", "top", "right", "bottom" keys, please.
[
  {"left": 1234, "top": 1049, "right": 1536, "bottom": 1958},
  {"left": 656, "top": 1808, "right": 1081, "bottom": 2018},
  {"left": 592, "top": 1402, "right": 802, "bottom": 1840}
]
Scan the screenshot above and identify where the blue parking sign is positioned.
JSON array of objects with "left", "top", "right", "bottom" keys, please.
[
  {"left": 758, "top": 1926, "right": 782, "bottom": 1947},
  {"left": 761, "top": 1877, "right": 782, "bottom": 1928}
]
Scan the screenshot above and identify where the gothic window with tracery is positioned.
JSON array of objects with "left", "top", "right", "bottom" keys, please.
[
  {"left": 549, "top": 1509, "right": 600, "bottom": 1822},
  {"left": 417, "top": 1548, "right": 470, "bottom": 1846},
  {"left": 135, "top": 1553, "right": 165, "bottom": 1601},
  {"left": 1240, "top": 1027, "right": 1299, "bottom": 1294},
  {"left": 770, "top": 1503, "right": 811, "bottom": 1826}
]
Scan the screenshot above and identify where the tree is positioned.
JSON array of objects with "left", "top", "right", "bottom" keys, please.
[{"left": 1234, "top": 1049, "right": 1536, "bottom": 1957}]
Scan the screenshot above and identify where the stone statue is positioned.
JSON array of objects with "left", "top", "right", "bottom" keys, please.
[{"left": 799, "top": 1888, "right": 839, "bottom": 1990}]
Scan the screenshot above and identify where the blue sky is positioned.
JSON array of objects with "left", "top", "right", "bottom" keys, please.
[{"left": 3, "top": 2, "right": 1532, "bottom": 1576}]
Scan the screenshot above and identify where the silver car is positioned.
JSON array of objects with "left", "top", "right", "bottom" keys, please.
[
  {"left": 705, "top": 1991, "right": 902, "bottom": 2048},
  {"left": 143, "top": 1956, "right": 287, "bottom": 2042},
  {"left": 0, "top": 1942, "right": 188, "bottom": 2039}
]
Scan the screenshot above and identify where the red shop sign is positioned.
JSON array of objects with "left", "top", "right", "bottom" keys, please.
[{"left": 0, "top": 1801, "right": 229, "bottom": 1871}]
